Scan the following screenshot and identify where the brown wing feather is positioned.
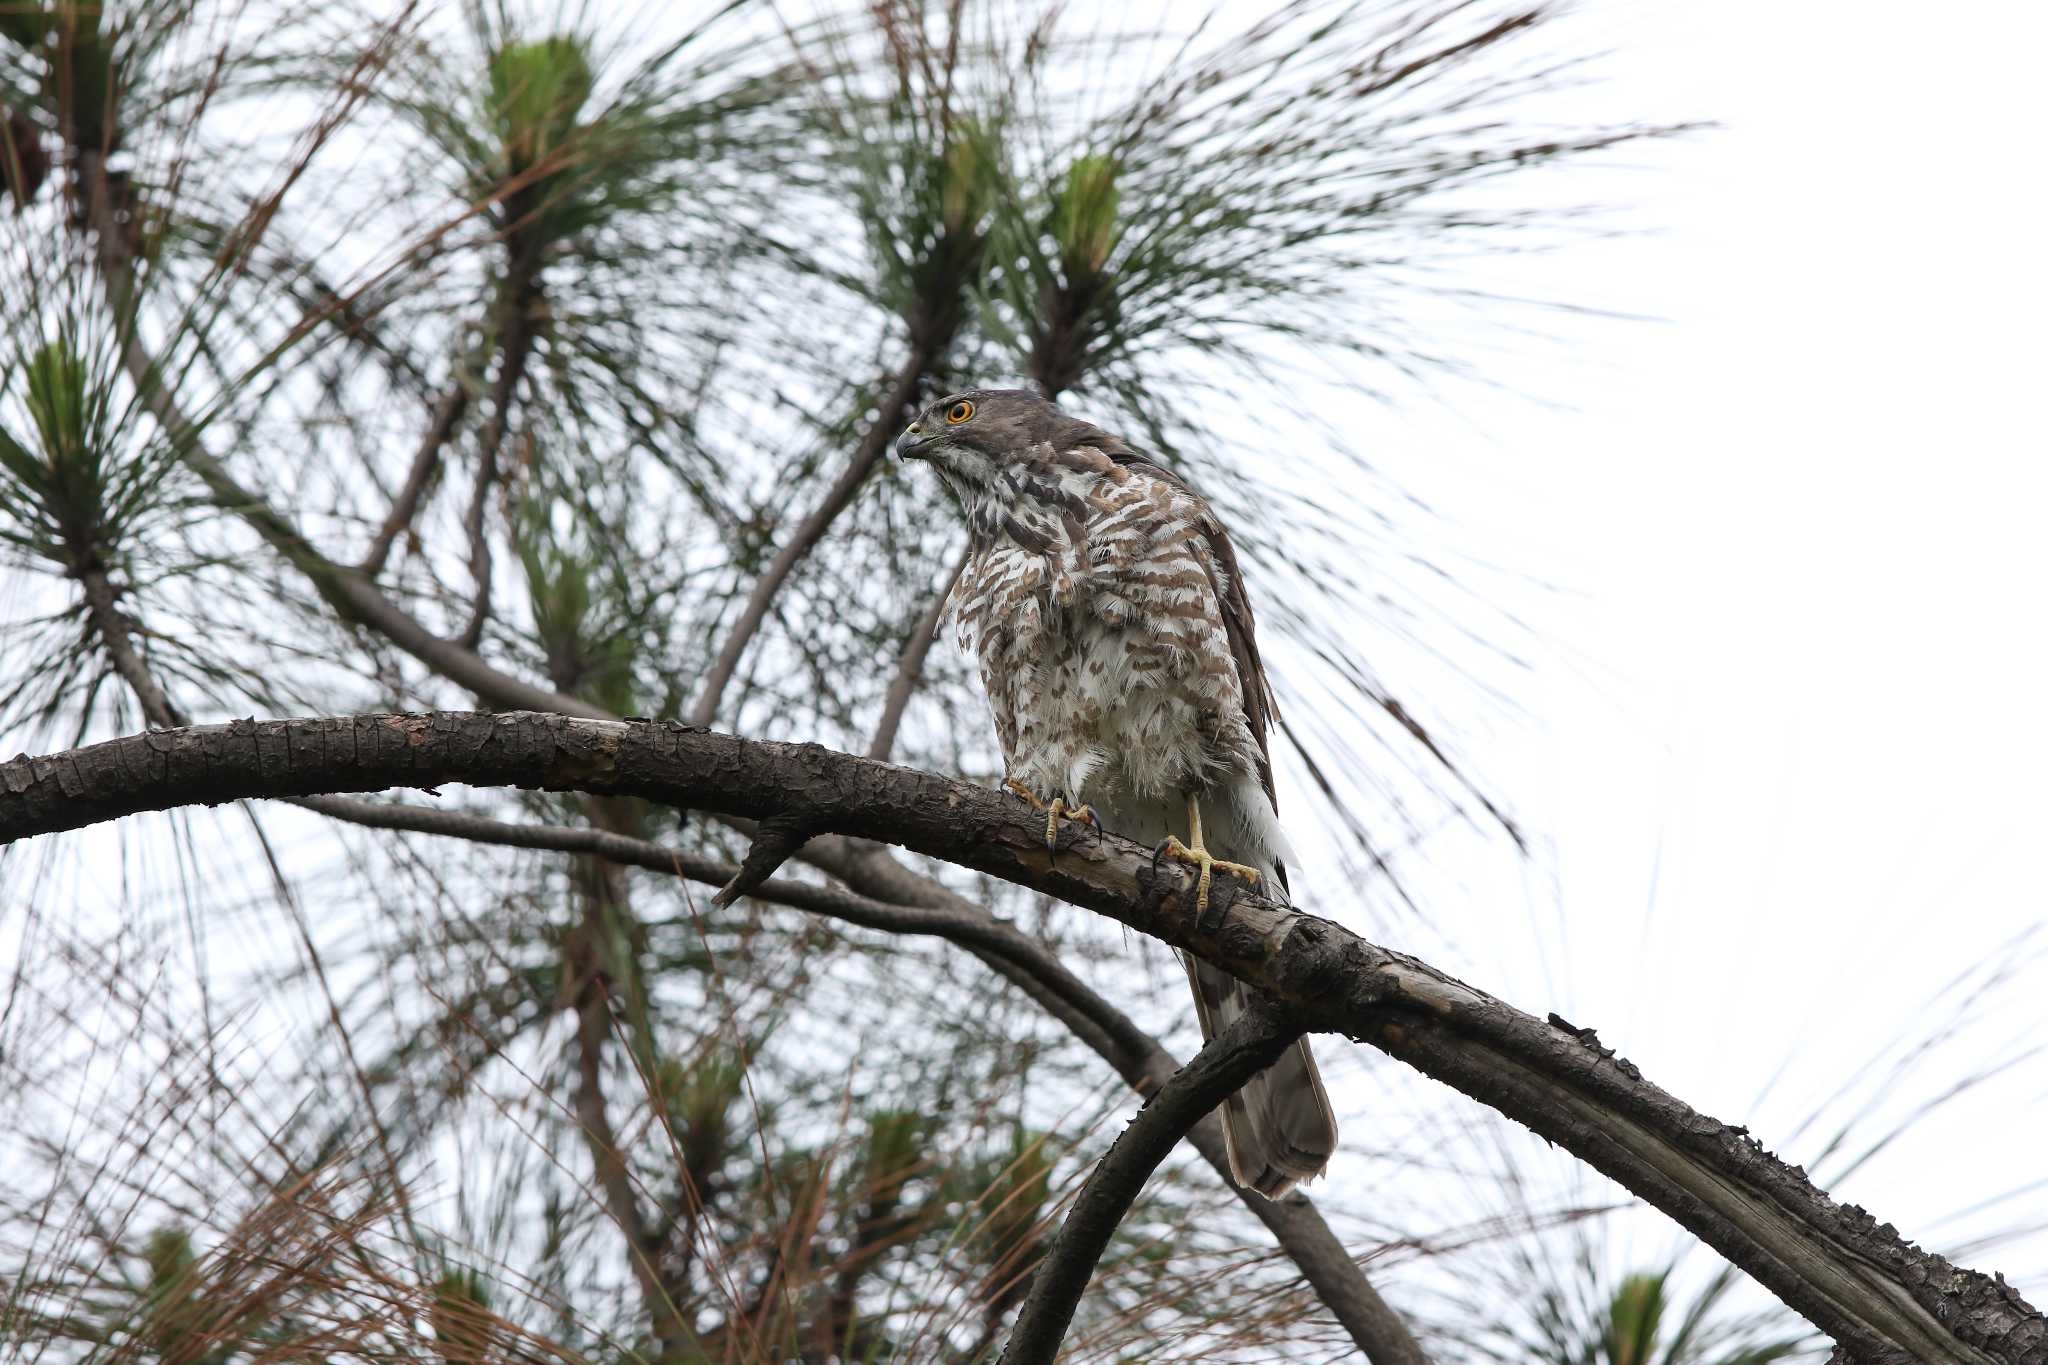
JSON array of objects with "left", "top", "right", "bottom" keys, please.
[
  {"left": 1101, "top": 450, "right": 1280, "bottom": 809},
  {"left": 1193, "top": 507, "right": 1279, "bottom": 806}
]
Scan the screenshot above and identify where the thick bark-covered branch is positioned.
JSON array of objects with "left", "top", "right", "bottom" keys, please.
[
  {"left": 999, "top": 1001, "right": 1301, "bottom": 1365},
  {"left": 3, "top": 712, "right": 2042, "bottom": 1364}
]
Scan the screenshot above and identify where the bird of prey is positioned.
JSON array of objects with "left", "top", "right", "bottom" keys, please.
[{"left": 896, "top": 388, "right": 1337, "bottom": 1198}]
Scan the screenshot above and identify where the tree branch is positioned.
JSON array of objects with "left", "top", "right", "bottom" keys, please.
[
  {"left": 688, "top": 356, "right": 931, "bottom": 728},
  {"left": 570, "top": 957, "right": 690, "bottom": 1351},
  {"left": 781, "top": 827, "right": 1429, "bottom": 1364},
  {"left": 999, "top": 1001, "right": 1300, "bottom": 1365},
  {"left": 455, "top": 221, "right": 547, "bottom": 651},
  {"left": 709, "top": 808, "right": 817, "bottom": 907},
  {"left": 3, "top": 711, "right": 2040, "bottom": 1364},
  {"left": 865, "top": 541, "right": 967, "bottom": 761},
  {"left": 358, "top": 379, "right": 472, "bottom": 578},
  {"left": 74, "top": 564, "right": 187, "bottom": 729},
  {"left": 74, "top": 153, "right": 606, "bottom": 722}
]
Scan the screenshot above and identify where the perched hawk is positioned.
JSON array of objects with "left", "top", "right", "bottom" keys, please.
[{"left": 897, "top": 388, "right": 1337, "bottom": 1198}]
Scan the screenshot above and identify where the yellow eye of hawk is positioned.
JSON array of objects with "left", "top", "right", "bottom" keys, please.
[{"left": 945, "top": 400, "right": 974, "bottom": 424}]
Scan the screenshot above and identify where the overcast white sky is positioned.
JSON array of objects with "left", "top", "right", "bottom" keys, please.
[{"left": 1310, "top": 0, "right": 2047, "bottom": 1294}]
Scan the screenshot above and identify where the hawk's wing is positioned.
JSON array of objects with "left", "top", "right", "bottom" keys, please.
[{"left": 1095, "top": 446, "right": 1280, "bottom": 811}]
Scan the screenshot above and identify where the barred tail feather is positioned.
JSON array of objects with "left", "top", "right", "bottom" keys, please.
[
  {"left": 1181, "top": 954, "right": 1337, "bottom": 1198},
  {"left": 1095, "top": 777, "right": 1336, "bottom": 1198}
]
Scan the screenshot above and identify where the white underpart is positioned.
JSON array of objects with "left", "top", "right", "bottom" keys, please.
[{"left": 942, "top": 442, "right": 1290, "bottom": 875}]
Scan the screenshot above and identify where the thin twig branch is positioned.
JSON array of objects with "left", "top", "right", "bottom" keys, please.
[
  {"left": 776, "top": 824, "right": 1427, "bottom": 1365},
  {"left": 359, "top": 380, "right": 472, "bottom": 577},
  {"left": 710, "top": 809, "right": 816, "bottom": 907},
  {"left": 866, "top": 541, "right": 967, "bottom": 761},
  {"left": 76, "top": 152, "right": 604, "bottom": 721},
  {"left": 74, "top": 564, "right": 187, "bottom": 729},
  {"left": 2, "top": 712, "right": 2039, "bottom": 1363},
  {"left": 689, "top": 355, "right": 932, "bottom": 728},
  {"left": 569, "top": 955, "right": 691, "bottom": 1350},
  {"left": 456, "top": 227, "right": 546, "bottom": 650},
  {"left": 998, "top": 1000, "right": 1300, "bottom": 1365}
]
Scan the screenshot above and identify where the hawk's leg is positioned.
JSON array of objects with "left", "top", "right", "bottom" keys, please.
[
  {"left": 1004, "top": 778, "right": 1097, "bottom": 854},
  {"left": 1156, "top": 793, "right": 1260, "bottom": 929}
]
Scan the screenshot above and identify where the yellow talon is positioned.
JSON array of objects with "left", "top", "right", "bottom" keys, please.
[
  {"left": 1004, "top": 779, "right": 1093, "bottom": 854},
  {"left": 1158, "top": 795, "right": 1259, "bottom": 918},
  {"left": 1047, "top": 797, "right": 1093, "bottom": 851}
]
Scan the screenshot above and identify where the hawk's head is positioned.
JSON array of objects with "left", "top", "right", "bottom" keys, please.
[{"left": 895, "top": 388, "right": 1118, "bottom": 500}]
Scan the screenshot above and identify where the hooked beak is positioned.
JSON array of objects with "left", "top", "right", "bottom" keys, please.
[{"left": 895, "top": 422, "right": 931, "bottom": 461}]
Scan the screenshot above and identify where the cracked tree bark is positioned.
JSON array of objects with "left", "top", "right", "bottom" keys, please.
[{"left": 3, "top": 711, "right": 2042, "bottom": 1364}]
